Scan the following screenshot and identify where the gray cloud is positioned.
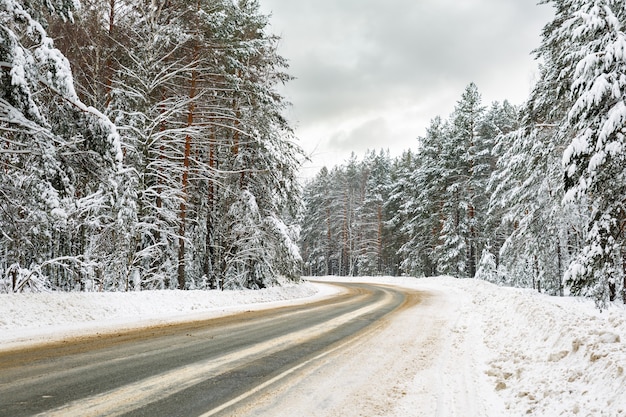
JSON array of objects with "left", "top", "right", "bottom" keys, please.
[
  {"left": 327, "top": 117, "right": 391, "bottom": 152},
  {"left": 260, "top": 0, "right": 554, "bottom": 168}
]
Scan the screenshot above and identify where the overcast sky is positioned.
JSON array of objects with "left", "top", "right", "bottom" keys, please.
[{"left": 258, "top": 0, "right": 555, "bottom": 176}]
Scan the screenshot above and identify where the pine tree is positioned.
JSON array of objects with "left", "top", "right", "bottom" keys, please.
[
  {"left": 207, "top": 0, "right": 303, "bottom": 288},
  {"left": 385, "top": 150, "right": 418, "bottom": 276},
  {"left": 2, "top": 0, "right": 303, "bottom": 292},
  {"left": 300, "top": 150, "right": 398, "bottom": 277},
  {"left": 397, "top": 118, "right": 446, "bottom": 276},
  {"left": 489, "top": 113, "right": 585, "bottom": 293},
  {"left": 0, "top": 0, "right": 123, "bottom": 291},
  {"left": 561, "top": 0, "right": 626, "bottom": 305},
  {"left": 477, "top": 101, "right": 519, "bottom": 261},
  {"left": 300, "top": 167, "right": 335, "bottom": 276},
  {"left": 435, "top": 83, "right": 486, "bottom": 277},
  {"left": 359, "top": 149, "right": 392, "bottom": 275}
]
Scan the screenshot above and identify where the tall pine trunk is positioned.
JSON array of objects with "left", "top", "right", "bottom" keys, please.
[
  {"left": 468, "top": 204, "right": 476, "bottom": 278},
  {"left": 205, "top": 126, "right": 219, "bottom": 289},
  {"left": 377, "top": 204, "right": 383, "bottom": 274},
  {"left": 178, "top": 45, "right": 199, "bottom": 290}
]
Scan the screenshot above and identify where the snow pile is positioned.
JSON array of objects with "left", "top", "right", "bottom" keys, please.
[
  {"left": 314, "top": 276, "right": 626, "bottom": 417},
  {"left": 0, "top": 282, "right": 321, "bottom": 348},
  {"left": 441, "top": 278, "right": 626, "bottom": 417}
]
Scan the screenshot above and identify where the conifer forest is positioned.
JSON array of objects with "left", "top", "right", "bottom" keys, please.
[
  {"left": 2, "top": 0, "right": 626, "bottom": 308},
  {"left": 1, "top": 0, "right": 302, "bottom": 292}
]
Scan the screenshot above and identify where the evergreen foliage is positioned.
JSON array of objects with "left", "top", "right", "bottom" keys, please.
[
  {"left": 0, "top": 0, "right": 302, "bottom": 292},
  {"left": 0, "top": 0, "right": 124, "bottom": 292},
  {"left": 300, "top": 0, "right": 626, "bottom": 306},
  {"left": 3, "top": 0, "right": 626, "bottom": 306},
  {"left": 301, "top": 86, "right": 514, "bottom": 279}
]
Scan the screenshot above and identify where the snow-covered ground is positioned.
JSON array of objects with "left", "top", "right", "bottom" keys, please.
[
  {"left": 1, "top": 277, "right": 625, "bottom": 416},
  {"left": 0, "top": 281, "right": 325, "bottom": 350},
  {"left": 324, "top": 277, "right": 626, "bottom": 417}
]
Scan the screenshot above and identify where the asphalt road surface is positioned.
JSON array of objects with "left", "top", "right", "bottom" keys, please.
[{"left": 0, "top": 282, "right": 425, "bottom": 417}]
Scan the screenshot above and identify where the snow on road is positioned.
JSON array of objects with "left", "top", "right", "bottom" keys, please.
[
  {"left": 239, "top": 278, "right": 505, "bottom": 417},
  {"left": 1, "top": 277, "right": 625, "bottom": 416}
]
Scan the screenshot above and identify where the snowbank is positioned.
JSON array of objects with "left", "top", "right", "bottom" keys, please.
[
  {"left": 0, "top": 281, "right": 330, "bottom": 350},
  {"left": 314, "top": 276, "right": 626, "bottom": 417},
  {"left": 470, "top": 280, "right": 626, "bottom": 417}
]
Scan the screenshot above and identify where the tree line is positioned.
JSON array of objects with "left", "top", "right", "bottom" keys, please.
[
  {"left": 301, "top": 0, "right": 626, "bottom": 307},
  {"left": 3, "top": 0, "right": 626, "bottom": 308},
  {"left": 300, "top": 89, "right": 521, "bottom": 282},
  {"left": 0, "top": 0, "right": 302, "bottom": 292}
]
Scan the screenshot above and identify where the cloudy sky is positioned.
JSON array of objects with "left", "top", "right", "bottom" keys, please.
[{"left": 258, "top": 0, "right": 555, "bottom": 176}]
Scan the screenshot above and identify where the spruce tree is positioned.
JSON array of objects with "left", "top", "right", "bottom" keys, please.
[{"left": 534, "top": 0, "right": 626, "bottom": 305}]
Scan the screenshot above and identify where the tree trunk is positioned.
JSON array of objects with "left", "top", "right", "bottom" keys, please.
[
  {"left": 205, "top": 127, "right": 217, "bottom": 289},
  {"left": 617, "top": 244, "right": 625, "bottom": 303},
  {"left": 609, "top": 282, "right": 617, "bottom": 302},
  {"left": 377, "top": 204, "right": 383, "bottom": 274},
  {"left": 177, "top": 44, "right": 199, "bottom": 290},
  {"left": 557, "top": 237, "right": 564, "bottom": 296},
  {"left": 468, "top": 204, "right": 476, "bottom": 278},
  {"left": 231, "top": 69, "right": 245, "bottom": 187},
  {"left": 341, "top": 197, "right": 350, "bottom": 276},
  {"left": 104, "top": 0, "right": 116, "bottom": 108},
  {"left": 10, "top": 267, "right": 17, "bottom": 293},
  {"left": 326, "top": 206, "right": 332, "bottom": 275}
]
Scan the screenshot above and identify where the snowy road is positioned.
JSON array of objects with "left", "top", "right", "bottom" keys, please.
[
  {"left": 2, "top": 277, "right": 625, "bottom": 416},
  {"left": 0, "top": 282, "right": 424, "bottom": 417},
  {"left": 226, "top": 281, "right": 498, "bottom": 417}
]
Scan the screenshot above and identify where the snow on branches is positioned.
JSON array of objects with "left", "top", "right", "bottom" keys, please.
[{"left": 543, "top": 0, "right": 626, "bottom": 307}]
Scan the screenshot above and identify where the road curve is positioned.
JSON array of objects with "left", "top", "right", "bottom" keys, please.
[{"left": 0, "top": 282, "right": 425, "bottom": 417}]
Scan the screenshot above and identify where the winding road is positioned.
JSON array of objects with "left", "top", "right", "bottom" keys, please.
[{"left": 0, "top": 282, "right": 428, "bottom": 417}]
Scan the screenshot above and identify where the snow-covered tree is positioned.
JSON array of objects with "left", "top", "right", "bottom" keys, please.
[
  {"left": 475, "top": 246, "right": 499, "bottom": 283},
  {"left": 0, "top": 0, "right": 126, "bottom": 292},
  {"left": 300, "top": 151, "right": 398, "bottom": 277},
  {"left": 384, "top": 150, "right": 418, "bottom": 276},
  {"left": 558, "top": 0, "right": 626, "bottom": 305},
  {"left": 397, "top": 117, "right": 447, "bottom": 276},
  {"left": 0, "top": 0, "right": 302, "bottom": 292},
  {"left": 200, "top": 0, "right": 303, "bottom": 288},
  {"left": 437, "top": 83, "right": 486, "bottom": 276},
  {"left": 357, "top": 150, "right": 392, "bottom": 275},
  {"left": 300, "top": 167, "right": 335, "bottom": 275},
  {"left": 527, "top": 0, "right": 626, "bottom": 305},
  {"left": 489, "top": 112, "right": 586, "bottom": 294}
]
